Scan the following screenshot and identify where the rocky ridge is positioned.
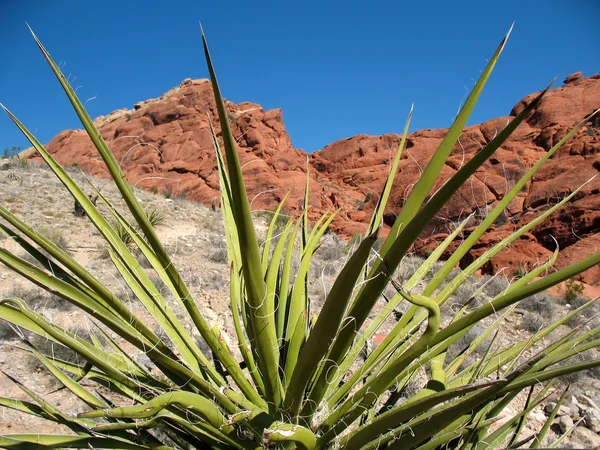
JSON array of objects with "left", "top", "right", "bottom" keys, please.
[{"left": 28, "top": 72, "right": 600, "bottom": 284}]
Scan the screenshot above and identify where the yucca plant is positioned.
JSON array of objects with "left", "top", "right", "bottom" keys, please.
[{"left": 0, "top": 24, "right": 599, "bottom": 449}]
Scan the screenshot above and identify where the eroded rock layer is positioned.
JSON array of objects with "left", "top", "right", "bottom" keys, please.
[{"left": 32, "top": 73, "right": 600, "bottom": 283}]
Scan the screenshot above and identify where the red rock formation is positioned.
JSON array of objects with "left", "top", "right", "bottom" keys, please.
[{"left": 31, "top": 73, "right": 600, "bottom": 284}]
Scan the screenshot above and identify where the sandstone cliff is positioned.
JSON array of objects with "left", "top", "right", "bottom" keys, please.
[{"left": 32, "top": 73, "right": 600, "bottom": 284}]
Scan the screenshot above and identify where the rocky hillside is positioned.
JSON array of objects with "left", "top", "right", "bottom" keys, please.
[
  {"left": 1, "top": 161, "right": 599, "bottom": 447},
  {"left": 26, "top": 72, "right": 600, "bottom": 284}
]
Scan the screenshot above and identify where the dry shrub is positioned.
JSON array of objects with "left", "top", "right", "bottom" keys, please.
[
  {"left": 522, "top": 312, "right": 545, "bottom": 332},
  {"left": 208, "top": 239, "right": 229, "bottom": 264},
  {"left": 521, "top": 293, "right": 556, "bottom": 319}
]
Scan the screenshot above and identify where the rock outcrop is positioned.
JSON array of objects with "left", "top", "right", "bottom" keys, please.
[{"left": 31, "top": 73, "right": 600, "bottom": 284}]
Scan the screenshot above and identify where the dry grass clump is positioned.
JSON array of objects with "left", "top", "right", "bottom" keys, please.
[
  {"left": 201, "top": 270, "right": 226, "bottom": 290},
  {"left": 30, "top": 333, "right": 85, "bottom": 366},
  {"left": 312, "top": 248, "right": 346, "bottom": 278},
  {"left": 521, "top": 293, "right": 555, "bottom": 319},
  {"left": 309, "top": 276, "right": 334, "bottom": 309},
  {"left": 136, "top": 252, "right": 154, "bottom": 269},
  {"left": 0, "top": 320, "right": 16, "bottom": 340},
  {"left": 559, "top": 350, "right": 600, "bottom": 383},
  {"left": 451, "top": 275, "right": 488, "bottom": 308},
  {"left": 522, "top": 312, "right": 546, "bottom": 333},
  {"left": 481, "top": 273, "right": 512, "bottom": 298},
  {"left": 37, "top": 226, "right": 69, "bottom": 253},
  {"left": 395, "top": 255, "right": 427, "bottom": 282},
  {"left": 208, "top": 239, "right": 229, "bottom": 264},
  {"left": 0, "top": 157, "right": 35, "bottom": 172},
  {"left": 1, "top": 284, "right": 72, "bottom": 312},
  {"left": 198, "top": 209, "right": 227, "bottom": 235},
  {"left": 565, "top": 296, "right": 600, "bottom": 328},
  {"left": 316, "top": 233, "right": 346, "bottom": 262},
  {"left": 446, "top": 323, "right": 492, "bottom": 366}
]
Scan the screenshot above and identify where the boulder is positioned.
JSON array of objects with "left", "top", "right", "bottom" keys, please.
[
  {"left": 558, "top": 414, "right": 574, "bottom": 433},
  {"left": 583, "top": 407, "right": 600, "bottom": 433},
  {"left": 565, "top": 426, "right": 600, "bottom": 449}
]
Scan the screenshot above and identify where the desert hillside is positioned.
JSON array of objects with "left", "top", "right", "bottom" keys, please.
[
  {"left": 23, "top": 72, "right": 600, "bottom": 284},
  {"left": 0, "top": 160, "right": 599, "bottom": 446}
]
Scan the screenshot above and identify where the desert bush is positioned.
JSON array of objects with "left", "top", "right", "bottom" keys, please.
[
  {"left": 311, "top": 257, "right": 340, "bottom": 278},
  {"left": 32, "top": 293, "right": 74, "bottom": 311},
  {"left": 113, "top": 220, "right": 134, "bottom": 246},
  {"left": 202, "top": 270, "right": 226, "bottom": 290},
  {"left": 398, "top": 374, "right": 426, "bottom": 400},
  {"left": 561, "top": 295, "right": 600, "bottom": 330},
  {"left": 16, "top": 158, "right": 29, "bottom": 169},
  {"left": 396, "top": 255, "right": 427, "bottom": 281},
  {"left": 558, "top": 351, "right": 598, "bottom": 384},
  {"left": 198, "top": 209, "right": 227, "bottom": 234},
  {"left": 0, "top": 157, "right": 27, "bottom": 171},
  {"left": 522, "top": 311, "right": 546, "bottom": 332},
  {"left": 195, "top": 335, "right": 214, "bottom": 363},
  {"left": 563, "top": 277, "right": 585, "bottom": 303},
  {"left": 481, "top": 273, "right": 512, "bottom": 298},
  {"left": 94, "top": 243, "right": 111, "bottom": 260},
  {"left": 445, "top": 323, "right": 490, "bottom": 362},
  {"left": 451, "top": 274, "right": 487, "bottom": 308},
  {"left": 38, "top": 226, "right": 69, "bottom": 253},
  {"left": 564, "top": 296, "right": 598, "bottom": 328},
  {"left": 136, "top": 251, "right": 154, "bottom": 269},
  {"left": 344, "top": 233, "right": 363, "bottom": 253},
  {"left": 315, "top": 233, "right": 345, "bottom": 262},
  {"left": 0, "top": 284, "right": 70, "bottom": 311},
  {"left": 148, "top": 273, "right": 170, "bottom": 297},
  {"left": 208, "top": 238, "right": 229, "bottom": 263},
  {"left": 269, "top": 210, "right": 290, "bottom": 233},
  {"left": 1, "top": 146, "right": 20, "bottom": 159},
  {"left": 2, "top": 284, "right": 42, "bottom": 304},
  {"left": 25, "top": 323, "right": 107, "bottom": 386},
  {"left": 30, "top": 333, "right": 85, "bottom": 366},
  {"left": 74, "top": 193, "right": 97, "bottom": 217},
  {"left": 0, "top": 319, "right": 15, "bottom": 340},
  {"left": 0, "top": 26, "right": 599, "bottom": 450},
  {"left": 311, "top": 235, "right": 346, "bottom": 278},
  {"left": 521, "top": 292, "right": 556, "bottom": 319},
  {"left": 309, "top": 275, "right": 334, "bottom": 308},
  {"left": 569, "top": 295, "right": 588, "bottom": 309},
  {"left": 513, "top": 266, "right": 527, "bottom": 279}
]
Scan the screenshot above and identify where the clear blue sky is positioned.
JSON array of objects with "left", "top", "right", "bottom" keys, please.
[{"left": 1, "top": 0, "right": 599, "bottom": 155}]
